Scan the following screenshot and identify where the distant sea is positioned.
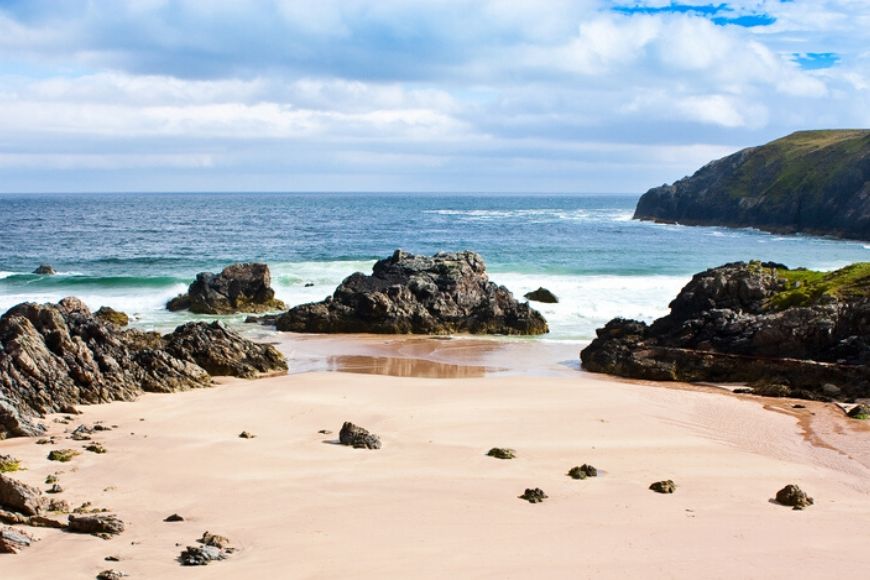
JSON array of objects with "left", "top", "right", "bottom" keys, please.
[{"left": 1, "top": 192, "right": 868, "bottom": 342}]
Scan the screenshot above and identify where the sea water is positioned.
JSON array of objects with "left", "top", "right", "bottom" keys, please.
[{"left": 1, "top": 192, "right": 867, "bottom": 342}]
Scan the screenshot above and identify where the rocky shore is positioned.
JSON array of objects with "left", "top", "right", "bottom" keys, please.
[
  {"left": 0, "top": 298, "right": 287, "bottom": 439},
  {"left": 581, "top": 261, "right": 870, "bottom": 401},
  {"left": 272, "top": 250, "right": 547, "bottom": 335}
]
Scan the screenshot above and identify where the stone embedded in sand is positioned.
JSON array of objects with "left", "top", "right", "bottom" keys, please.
[
  {"left": 238, "top": 431, "right": 256, "bottom": 439},
  {"left": 0, "top": 473, "right": 48, "bottom": 516},
  {"left": 524, "top": 287, "right": 559, "bottom": 304},
  {"left": 775, "top": 484, "right": 814, "bottom": 510},
  {"left": 47, "top": 484, "right": 64, "bottom": 494},
  {"left": 96, "top": 569, "right": 128, "bottom": 580},
  {"left": 68, "top": 514, "right": 125, "bottom": 537},
  {"left": 338, "top": 422, "right": 382, "bottom": 449},
  {"left": 318, "top": 429, "right": 332, "bottom": 435},
  {"left": 180, "top": 544, "right": 225, "bottom": 566},
  {"left": 0, "top": 455, "right": 21, "bottom": 473},
  {"left": 568, "top": 464, "right": 598, "bottom": 479},
  {"left": 649, "top": 480, "right": 677, "bottom": 494},
  {"left": 847, "top": 404, "right": 870, "bottom": 420},
  {"left": 519, "top": 488, "right": 548, "bottom": 503},
  {"left": 0, "top": 525, "right": 35, "bottom": 553},
  {"left": 85, "top": 443, "right": 107, "bottom": 454},
  {"left": 164, "top": 513, "right": 185, "bottom": 522},
  {"left": 48, "top": 498, "right": 70, "bottom": 513},
  {"left": 199, "top": 531, "right": 231, "bottom": 549},
  {"left": 487, "top": 448, "right": 516, "bottom": 460},
  {"left": 48, "top": 449, "right": 80, "bottom": 462}
]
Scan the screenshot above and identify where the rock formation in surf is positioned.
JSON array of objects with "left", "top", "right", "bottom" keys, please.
[
  {"left": 633, "top": 130, "right": 870, "bottom": 241},
  {"left": 275, "top": 250, "right": 548, "bottom": 335},
  {"left": 580, "top": 261, "right": 870, "bottom": 401},
  {"left": 167, "top": 263, "right": 286, "bottom": 315},
  {"left": 0, "top": 298, "right": 287, "bottom": 439}
]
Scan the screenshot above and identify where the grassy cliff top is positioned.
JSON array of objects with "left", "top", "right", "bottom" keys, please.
[{"left": 765, "top": 261, "right": 870, "bottom": 309}]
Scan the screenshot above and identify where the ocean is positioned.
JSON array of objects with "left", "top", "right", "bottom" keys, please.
[{"left": 1, "top": 192, "right": 868, "bottom": 343}]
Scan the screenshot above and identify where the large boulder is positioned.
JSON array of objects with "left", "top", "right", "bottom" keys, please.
[
  {"left": 580, "top": 262, "right": 870, "bottom": 401},
  {"left": 0, "top": 298, "right": 288, "bottom": 439},
  {"left": 167, "top": 263, "right": 286, "bottom": 315},
  {"left": 275, "top": 250, "right": 548, "bottom": 335}
]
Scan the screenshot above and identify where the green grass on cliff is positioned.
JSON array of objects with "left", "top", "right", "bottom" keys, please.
[
  {"left": 728, "top": 129, "right": 870, "bottom": 202},
  {"left": 766, "top": 262, "right": 870, "bottom": 309}
]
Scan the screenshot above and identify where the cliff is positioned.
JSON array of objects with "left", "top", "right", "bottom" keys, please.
[{"left": 634, "top": 130, "right": 870, "bottom": 240}]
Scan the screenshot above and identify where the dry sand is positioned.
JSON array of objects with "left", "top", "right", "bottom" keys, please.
[{"left": 2, "top": 337, "right": 870, "bottom": 579}]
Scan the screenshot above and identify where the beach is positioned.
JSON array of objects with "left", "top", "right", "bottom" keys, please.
[{"left": 2, "top": 336, "right": 869, "bottom": 579}]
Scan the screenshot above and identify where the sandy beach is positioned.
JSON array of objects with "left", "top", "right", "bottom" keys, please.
[{"left": 2, "top": 336, "right": 869, "bottom": 579}]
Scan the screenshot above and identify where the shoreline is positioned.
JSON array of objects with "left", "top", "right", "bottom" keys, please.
[{"left": 2, "top": 338, "right": 869, "bottom": 577}]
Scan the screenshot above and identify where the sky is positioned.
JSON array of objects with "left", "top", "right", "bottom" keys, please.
[{"left": 0, "top": 0, "right": 867, "bottom": 193}]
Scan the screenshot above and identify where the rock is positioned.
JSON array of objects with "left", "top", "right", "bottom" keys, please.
[
  {"left": 0, "top": 454, "right": 21, "bottom": 473},
  {"left": 164, "top": 321, "right": 288, "bottom": 379},
  {"left": 48, "top": 449, "right": 80, "bottom": 462},
  {"left": 486, "top": 448, "right": 516, "bottom": 460},
  {"left": 45, "top": 475, "right": 58, "bottom": 485},
  {"left": 47, "top": 484, "right": 63, "bottom": 494},
  {"left": 32, "top": 264, "right": 56, "bottom": 275},
  {"left": 105, "top": 556, "right": 120, "bottom": 561},
  {"left": 775, "top": 484, "right": 814, "bottom": 510},
  {"left": 568, "top": 464, "right": 597, "bottom": 479},
  {"left": 199, "top": 531, "right": 231, "bottom": 549},
  {"left": 166, "top": 263, "right": 285, "bottom": 314},
  {"left": 317, "top": 429, "right": 332, "bottom": 435},
  {"left": 847, "top": 403, "right": 870, "bottom": 419},
  {"left": 0, "top": 526, "right": 35, "bottom": 553},
  {"left": 85, "top": 443, "right": 107, "bottom": 454},
  {"left": 238, "top": 431, "right": 255, "bottom": 439},
  {"left": 68, "top": 514, "right": 125, "bottom": 536},
  {"left": 524, "top": 287, "right": 559, "bottom": 303},
  {"left": 275, "top": 250, "right": 548, "bottom": 335},
  {"left": 0, "top": 509, "right": 65, "bottom": 528},
  {"left": 96, "top": 570, "right": 127, "bottom": 580},
  {"left": 518, "top": 488, "right": 548, "bottom": 503},
  {"left": 164, "top": 513, "right": 184, "bottom": 522},
  {"left": 180, "top": 544, "right": 225, "bottom": 566},
  {"left": 338, "top": 422, "right": 382, "bottom": 449},
  {"left": 633, "top": 130, "right": 870, "bottom": 241},
  {"left": 0, "top": 474, "right": 48, "bottom": 516},
  {"left": 304, "top": 282, "right": 315, "bottom": 287},
  {"left": 47, "top": 498, "right": 70, "bottom": 513},
  {"left": 581, "top": 262, "right": 870, "bottom": 401},
  {"left": 0, "top": 298, "right": 287, "bottom": 439},
  {"left": 94, "top": 307, "right": 129, "bottom": 327},
  {"left": 649, "top": 480, "right": 677, "bottom": 494}
]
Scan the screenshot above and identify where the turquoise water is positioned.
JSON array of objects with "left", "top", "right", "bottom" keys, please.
[{"left": 1, "top": 192, "right": 868, "bottom": 341}]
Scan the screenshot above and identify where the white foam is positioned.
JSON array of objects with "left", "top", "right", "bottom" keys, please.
[
  {"left": 0, "top": 271, "right": 16, "bottom": 280},
  {"left": 423, "top": 208, "right": 630, "bottom": 224}
]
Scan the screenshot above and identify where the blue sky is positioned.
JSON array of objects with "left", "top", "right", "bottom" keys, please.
[{"left": 0, "top": 0, "right": 866, "bottom": 193}]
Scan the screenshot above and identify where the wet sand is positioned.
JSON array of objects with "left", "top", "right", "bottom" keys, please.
[{"left": 1, "top": 336, "right": 869, "bottom": 579}]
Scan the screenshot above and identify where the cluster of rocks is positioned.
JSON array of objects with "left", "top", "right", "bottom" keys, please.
[
  {"left": 180, "top": 531, "right": 234, "bottom": 566},
  {"left": 567, "top": 464, "right": 597, "bottom": 479},
  {"left": 0, "top": 297, "right": 288, "bottom": 438},
  {"left": 167, "top": 263, "right": 286, "bottom": 315},
  {"left": 581, "top": 262, "right": 870, "bottom": 401},
  {"left": 272, "top": 250, "right": 548, "bottom": 335}
]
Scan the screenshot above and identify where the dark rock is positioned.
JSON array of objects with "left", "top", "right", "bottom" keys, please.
[
  {"left": 0, "top": 474, "right": 48, "bottom": 516},
  {"left": 48, "top": 449, "right": 80, "bottom": 462},
  {"left": 0, "top": 298, "right": 288, "bottom": 439},
  {"left": 238, "top": 431, "right": 256, "bottom": 439},
  {"left": 304, "top": 282, "right": 315, "bottom": 287},
  {"left": 317, "top": 429, "right": 332, "bottom": 435},
  {"left": 180, "top": 544, "right": 225, "bottom": 566},
  {"left": 166, "top": 263, "right": 285, "bottom": 314},
  {"left": 775, "top": 484, "right": 814, "bottom": 509},
  {"left": 518, "top": 488, "right": 548, "bottom": 503},
  {"left": 0, "top": 525, "right": 35, "bottom": 553},
  {"left": 94, "top": 307, "right": 129, "bottom": 327},
  {"left": 276, "top": 250, "right": 548, "bottom": 335},
  {"left": 581, "top": 262, "right": 870, "bottom": 402},
  {"left": 649, "top": 480, "right": 676, "bottom": 494},
  {"left": 338, "top": 422, "right": 382, "bottom": 449},
  {"left": 164, "top": 321, "right": 288, "bottom": 379},
  {"left": 68, "top": 514, "right": 125, "bottom": 536},
  {"left": 164, "top": 513, "right": 184, "bottom": 522},
  {"left": 633, "top": 130, "right": 870, "bottom": 241},
  {"left": 85, "top": 443, "right": 107, "bottom": 454},
  {"left": 96, "top": 570, "right": 127, "bottom": 580},
  {"left": 47, "top": 498, "right": 69, "bottom": 513},
  {"left": 32, "top": 264, "right": 56, "bottom": 275},
  {"left": 105, "top": 556, "right": 120, "bottom": 561},
  {"left": 45, "top": 475, "right": 58, "bottom": 485},
  {"left": 524, "top": 287, "right": 559, "bottom": 303},
  {"left": 47, "top": 484, "right": 63, "bottom": 494},
  {"left": 568, "top": 464, "right": 597, "bottom": 479},
  {"left": 486, "top": 448, "right": 516, "bottom": 460},
  {"left": 0, "top": 454, "right": 20, "bottom": 473},
  {"left": 848, "top": 403, "right": 870, "bottom": 419}
]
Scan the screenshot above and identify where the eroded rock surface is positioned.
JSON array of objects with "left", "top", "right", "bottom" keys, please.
[
  {"left": 276, "top": 250, "right": 547, "bottom": 335},
  {"left": 338, "top": 422, "right": 381, "bottom": 449},
  {"left": 167, "top": 263, "right": 285, "bottom": 314}
]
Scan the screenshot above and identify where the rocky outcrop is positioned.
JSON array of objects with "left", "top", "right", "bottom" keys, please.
[
  {"left": 524, "top": 287, "right": 558, "bottom": 303},
  {"left": 0, "top": 526, "right": 35, "bottom": 553},
  {"left": 68, "top": 513, "right": 125, "bottom": 536},
  {"left": 32, "top": 265, "right": 56, "bottom": 275},
  {"left": 581, "top": 262, "right": 870, "bottom": 401},
  {"left": 0, "top": 474, "right": 48, "bottom": 516},
  {"left": 275, "top": 250, "right": 548, "bottom": 335},
  {"left": 0, "top": 298, "right": 287, "bottom": 439},
  {"left": 94, "top": 307, "right": 129, "bottom": 327},
  {"left": 634, "top": 130, "right": 870, "bottom": 241},
  {"left": 167, "top": 263, "right": 286, "bottom": 314}
]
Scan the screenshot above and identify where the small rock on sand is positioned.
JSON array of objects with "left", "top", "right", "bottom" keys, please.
[
  {"left": 68, "top": 514, "right": 125, "bottom": 537},
  {"left": 164, "top": 513, "right": 185, "bottom": 522},
  {"left": 238, "top": 431, "right": 256, "bottom": 439},
  {"left": 486, "top": 448, "right": 516, "bottom": 460},
  {"left": 649, "top": 480, "right": 677, "bottom": 494},
  {"left": 518, "top": 488, "right": 548, "bottom": 503},
  {"left": 0, "top": 526, "right": 35, "bottom": 554},
  {"left": 567, "top": 464, "right": 598, "bottom": 479},
  {"left": 96, "top": 570, "right": 128, "bottom": 580},
  {"left": 775, "top": 484, "right": 814, "bottom": 510},
  {"left": 338, "top": 422, "right": 382, "bottom": 449}
]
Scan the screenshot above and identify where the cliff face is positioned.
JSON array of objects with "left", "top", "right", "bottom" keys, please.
[{"left": 634, "top": 130, "right": 870, "bottom": 240}]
